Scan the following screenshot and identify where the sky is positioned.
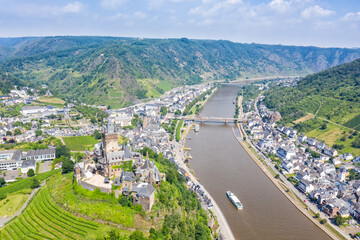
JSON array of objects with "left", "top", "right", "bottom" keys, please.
[{"left": 0, "top": 0, "right": 359, "bottom": 48}]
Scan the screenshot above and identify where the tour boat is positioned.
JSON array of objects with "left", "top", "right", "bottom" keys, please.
[{"left": 226, "top": 191, "right": 243, "bottom": 210}]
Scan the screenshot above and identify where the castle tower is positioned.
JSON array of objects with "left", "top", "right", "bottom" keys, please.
[{"left": 102, "top": 121, "right": 119, "bottom": 153}]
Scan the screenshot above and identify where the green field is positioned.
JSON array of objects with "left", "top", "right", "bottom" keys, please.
[
  {"left": 62, "top": 135, "right": 99, "bottom": 151},
  {"left": 302, "top": 119, "right": 360, "bottom": 156},
  {"left": 0, "top": 187, "right": 120, "bottom": 240},
  {"left": 0, "top": 170, "right": 60, "bottom": 197},
  {"left": 344, "top": 114, "right": 360, "bottom": 131},
  {"left": 48, "top": 173, "right": 138, "bottom": 228},
  {"left": 0, "top": 189, "right": 32, "bottom": 217}
]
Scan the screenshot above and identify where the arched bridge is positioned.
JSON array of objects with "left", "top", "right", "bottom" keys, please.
[{"left": 169, "top": 116, "right": 247, "bottom": 124}]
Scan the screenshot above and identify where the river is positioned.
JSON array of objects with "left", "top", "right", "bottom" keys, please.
[{"left": 188, "top": 84, "right": 331, "bottom": 240}]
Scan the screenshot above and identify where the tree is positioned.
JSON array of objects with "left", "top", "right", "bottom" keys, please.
[
  {"left": 27, "top": 169, "right": 35, "bottom": 177},
  {"left": 35, "top": 129, "right": 42, "bottom": 137},
  {"left": 315, "top": 213, "right": 320, "bottom": 218},
  {"left": 160, "top": 106, "right": 167, "bottom": 116},
  {"left": 320, "top": 123, "right": 327, "bottom": 130},
  {"left": 30, "top": 177, "right": 40, "bottom": 189},
  {"left": 129, "top": 230, "right": 146, "bottom": 240},
  {"left": 320, "top": 219, "right": 327, "bottom": 224},
  {"left": 6, "top": 130, "right": 12, "bottom": 136},
  {"left": 0, "top": 177, "right": 5, "bottom": 186},
  {"left": 94, "top": 130, "right": 102, "bottom": 140},
  {"left": 14, "top": 128, "right": 22, "bottom": 135},
  {"left": 62, "top": 157, "right": 74, "bottom": 174},
  {"left": 55, "top": 145, "right": 70, "bottom": 158},
  {"left": 195, "top": 222, "right": 210, "bottom": 240},
  {"left": 334, "top": 215, "right": 345, "bottom": 226},
  {"left": 174, "top": 109, "right": 181, "bottom": 116},
  {"left": 0, "top": 192, "right": 6, "bottom": 200}
]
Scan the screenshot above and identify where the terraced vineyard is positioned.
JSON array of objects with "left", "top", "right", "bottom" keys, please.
[{"left": 0, "top": 187, "right": 98, "bottom": 239}]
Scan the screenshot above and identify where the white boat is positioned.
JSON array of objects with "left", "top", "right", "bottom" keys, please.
[
  {"left": 194, "top": 124, "right": 200, "bottom": 132},
  {"left": 226, "top": 191, "right": 243, "bottom": 210}
]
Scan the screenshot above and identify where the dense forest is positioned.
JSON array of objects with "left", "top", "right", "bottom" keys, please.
[{"left": 1, "top": 36, "right": 360, "bottom": 107}]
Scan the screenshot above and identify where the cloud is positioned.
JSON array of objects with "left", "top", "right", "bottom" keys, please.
[
  {"left": 101, "top": 0, "right": 128, "bottom": 8},
  {"left": 301, "top": 5, "right": 335, "bottom": 19},
  {"left": 60, "top": 2, "right": 83, "bottom": 14},
  {"left": 189, "top": 0, "right": 243, "bottom": 17},
  {"left": 268, "top": 0, "right": 291, "bottom": 13},
  {"left": 342, "top": 11, "right": 360, "bottom": 21}
]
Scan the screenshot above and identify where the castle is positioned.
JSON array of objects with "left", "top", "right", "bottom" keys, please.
[{"left": 74, "top": 121, "right": 165, "bottom": 211}]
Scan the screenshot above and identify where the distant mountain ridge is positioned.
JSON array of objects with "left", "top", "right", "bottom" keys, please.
[{"left": 0, "top": 36, "right": 360, "bottom": 107}]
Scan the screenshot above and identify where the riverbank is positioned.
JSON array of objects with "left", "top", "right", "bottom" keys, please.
[
  {"left": 175, "top": 124, "right": 235, "bottom": 240},
  {"left": 233, "top": 123, "right": 345, "bottom": 240}
]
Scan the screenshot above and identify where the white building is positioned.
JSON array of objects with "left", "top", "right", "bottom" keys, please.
[
  {"left": 0, "top": 150, "right": 22, "bottom": 171},
  {"left": 25, "top": 149, "right": 56, "bottom": 162},
  {"left": 21, "top": 160, "right": 36, "bottom": 174}
]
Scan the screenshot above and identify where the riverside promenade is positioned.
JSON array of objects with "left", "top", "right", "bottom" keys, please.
[{"left": 175, "top": 125, "right": 235, "bottom": 240}]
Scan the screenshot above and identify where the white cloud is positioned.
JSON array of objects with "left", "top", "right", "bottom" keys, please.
[
  {"left": 268, "top": 0, "right": 291, "bottom": 13},
  {"left": 342, "top": 11, "right": 360, "bottom": 21},
  {"left": 60, "top": 2, "right": 83, "bottom": 14},
  {"left": 301, "top": 5, "right": 335, "bottom": 19},
  {"left": 189, "top": 0, "right": 243, "bottom": 17},
  {"left": 101, "top": 0, "right": 128, "bottom": 8}
]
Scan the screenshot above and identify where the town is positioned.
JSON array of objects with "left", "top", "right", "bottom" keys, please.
[
  {"left": 0, "top": 82, "right": 222, "bottom": 235},
  {"left": 241, "top": 85, "right": 360, "bottom": 238}
]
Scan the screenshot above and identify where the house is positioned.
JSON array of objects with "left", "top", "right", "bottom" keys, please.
[
  {"left": 26, "top": 148, "right": 56, "bottom": 162},
  {"left": 282, "top": 160, "right": 294, "bottom": 173},
  {"left": 21, "top": 160, "right": 36, "bottom": 174},
  {"left": 0, "top": 150, "right": 22, "bottom": 171},
  {"left": 298, "top": 179, "right": 314, "bottom": 193},
  {"left": 340, "top": 153, "right": 354, "bottom": 161},
  {"left": 132, "top": 182, "right": 156, "bottom": 211},
  {"left": 323, "top": 147, "right": 338, "bottom": 157},
  {"left": 333, "top": 158, "right": 342, "bottom": 165},
  {"left": 276, "top": 147, "right": 296, "bottom": 160},
  {"left": 298, "top": 134, "right": 307, "bottom": 143},
  {"left": 306, "top": 138, "right": 317, "bottom": 146},
  {"left": 338, "top": 169, "right": 346, "bottom": 182}
]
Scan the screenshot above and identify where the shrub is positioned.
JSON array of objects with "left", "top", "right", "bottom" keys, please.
[{"left": 27, "top": 169, "right": 35, "bottom": 177}]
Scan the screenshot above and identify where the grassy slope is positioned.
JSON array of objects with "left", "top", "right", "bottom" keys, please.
[
  {"left": 264, "top": 58, "right": 360, "bottom": 155},
  {"left": 62, "top": 135, "right": 99, "bottom": 151},
  {"left": 0, "top": 189, "right": 32, "bottom": 217},
  {"left": 0, "top": 186, "right": 122, "bottom": 240}
]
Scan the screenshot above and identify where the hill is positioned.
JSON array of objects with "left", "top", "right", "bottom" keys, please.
[
  {"left": 1, "top": 36, "right": 360, "bottom": 107},
  {"left": 263, "top": 58, "right": 360, "bottom": 155}
]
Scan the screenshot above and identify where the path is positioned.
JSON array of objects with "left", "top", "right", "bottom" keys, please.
[
  {"left": 176, "top": 125, "right": 235, "bottom": 240},
  {"left": 315, "top": 99, "right": 322, "bottom": 116},
  {"left": 0, "top": 183, "right": 44, "bottom": 227}
]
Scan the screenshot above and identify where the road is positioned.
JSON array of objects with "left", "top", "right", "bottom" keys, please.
[
  {"left": 0, "top": 183, "right": 44, "bottom": 227},
  {"left": 174, "top": 125, "right": 235, "bottom": 240}
]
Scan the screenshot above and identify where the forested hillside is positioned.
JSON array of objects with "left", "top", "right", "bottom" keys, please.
[
  {"left": 264, "top": 58, "right": 360, "bottom": 123},
  {"left": 263, "top": 58, "right": 360, "bottom": 155},
  {"left": 1, "top": 36, "right": 360, "bottom": 107}
]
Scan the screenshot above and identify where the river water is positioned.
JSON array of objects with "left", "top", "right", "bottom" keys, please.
[{"left": 188, "top": 85, "right": 331, "bottom": 240}]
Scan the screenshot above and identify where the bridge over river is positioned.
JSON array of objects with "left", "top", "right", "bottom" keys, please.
[{"left": 169, "top": 116, "right": 247, "bottom": 124}]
